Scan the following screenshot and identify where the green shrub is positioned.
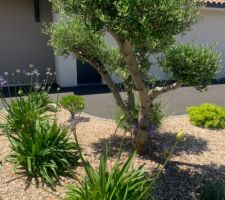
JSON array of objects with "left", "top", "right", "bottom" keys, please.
[
  {"left": 187, "top": 103, "right": 225, "bottom": 129},
  {"left": 149, "top": 101, "right": 164, "bottom": 128},
  {"left": 201, "top": 182, "right": 225, "bottom": 200},
  {"left": 114, "top": 101, "right": 164, "bottom": 129},
  {"left": 7, "top": 121, "right": 79, "bottom": 186},
  {"left": 114, "top": 105, "right": 138, "bottom": 129},
  {"left": 65, "top": 149, "right": 153, "bottom": 200},
  {"left": 60, "top": 95, "right": 85, "bottom": 119}
]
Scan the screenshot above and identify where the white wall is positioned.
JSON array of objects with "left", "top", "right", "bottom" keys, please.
[{"left": 53, "top": 14, "right": 78, "bottom": 87}]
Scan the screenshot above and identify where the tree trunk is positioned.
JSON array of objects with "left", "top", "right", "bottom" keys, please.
[
  {"left": 109, "top": 31, "right": 150, "bottom": 154},
  {"left": 120, "top": 41, "right": 151, "bottom": 154}
]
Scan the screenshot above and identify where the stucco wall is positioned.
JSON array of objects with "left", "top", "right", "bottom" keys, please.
[
  {"left": 0, "top": 0, "right": 54, "bottom": 85},
  {"left": 150, "top": 8, "right": 225, "bottom": 80}
]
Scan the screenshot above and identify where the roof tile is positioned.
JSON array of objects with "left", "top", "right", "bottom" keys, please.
[
  {"left": 205, "top": 0, "right": 225, "bottom": 4},
  {"left": 205, "top": 0, "right": 225, "bottom": 8}
]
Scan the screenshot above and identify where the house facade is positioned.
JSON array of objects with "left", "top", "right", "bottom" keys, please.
[
  {"left": 0, "top": 0, "right": 54, "bottom": 85},
  {"left": 0, "top": 0, "right": 225, "bottom": 86}
]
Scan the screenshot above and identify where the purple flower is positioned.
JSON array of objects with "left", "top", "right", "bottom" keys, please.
[{"left": 0, "top": 76, "right": 7, "bottom": 86}]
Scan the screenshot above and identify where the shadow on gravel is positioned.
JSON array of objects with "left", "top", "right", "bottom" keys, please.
[
  {"left": 91, "top": 134, "right": 133, "bottom": 157},
  {"left": 153, "top": 162, "right": 225, "bottom": 200},
  {"left": 146, "top": 131, "right": 208, "bottom": 163},
  {"left": 91, "top": 131, "right": 208, "bottom": 160}
]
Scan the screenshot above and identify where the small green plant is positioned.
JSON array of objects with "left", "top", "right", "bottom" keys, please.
[
  {"left": 149, "top": 101, "right": 164, "bottom": 128},
  {"left": 115, "top": 101, "right": 164, "bottom": 129},
  {"left": 114, "top": 105, "right": 138, "bottom": 129},
  {"left": 187, "top": 103, "right": 225, "bottom": 129},
  {"left": 201, "top": 181, "right": 225, "bottom": 200},
  {"left": 60, "top": 95, "right": 85, "bottom": 119},
  {"left": 65, "top": 149, "right": 153, "bottom": 200},
  {"left": 7, "top": 121, "right": 79, "bottom": 186}
]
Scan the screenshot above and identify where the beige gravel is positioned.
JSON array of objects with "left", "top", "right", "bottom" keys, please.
[{"left": 0, "top": 109, "right": 225, "bottom": 200}]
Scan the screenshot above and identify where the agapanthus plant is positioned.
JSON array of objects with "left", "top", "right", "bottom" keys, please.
[{"left": 0, "top": 65, "right": 80, "bottom": 187}]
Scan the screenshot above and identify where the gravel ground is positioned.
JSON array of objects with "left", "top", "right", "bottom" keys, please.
[{"left": 0, "top": 109, "right": 225, "bottom": 200}]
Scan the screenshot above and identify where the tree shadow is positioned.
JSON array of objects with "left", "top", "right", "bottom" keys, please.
[
  {"left": 91, "top": 134, "right": 133, "bottom": 157},
  {"left": 66, "top": 115, "right": 90, "bottom": 126},
  {"left": 91, "top": 131, "right": 208, "bottom": 161},
  {"left": 147, "top": 131, "right": 208, "bottom": 163},
  {"left": 75, "top": 116, "right": 90, "bottom": 124},
  {"left": 5, "top": 164, "right": 81, "bottom": 192},
  {"left": 153, "top": 161, "right": 225, "bottom": 200}
]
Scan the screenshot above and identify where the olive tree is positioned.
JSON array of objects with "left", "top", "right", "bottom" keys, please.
[{"left": 47, "top": 0, "right": 220, "bottom": 154}]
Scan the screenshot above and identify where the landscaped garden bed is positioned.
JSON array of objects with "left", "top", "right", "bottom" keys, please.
[{"left": 0, "top": 108, "right": 224, "bottom": 200}]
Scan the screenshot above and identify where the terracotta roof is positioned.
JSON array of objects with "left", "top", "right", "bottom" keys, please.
[
  {"left": 205, "top": 0, "right": 225, "bottom": 8},
  {"left": 205, "top": 0, "right": 225, "bottom": 3}
]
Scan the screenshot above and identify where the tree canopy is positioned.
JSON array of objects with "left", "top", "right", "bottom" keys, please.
[{"left": 47, "top": 0, "right": 220, "bottom": 154}]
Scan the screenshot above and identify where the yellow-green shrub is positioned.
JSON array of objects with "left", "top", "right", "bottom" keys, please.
[{"left": 187, "top": 103, "right": 225, "bottom": 129}]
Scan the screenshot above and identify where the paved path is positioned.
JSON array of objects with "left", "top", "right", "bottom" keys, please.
[
  {"left": 1, "top": 84, "right": 225, "bottom": 119},
  {"left": 57, "top": 84, "right": 225, "bottom": 119}
]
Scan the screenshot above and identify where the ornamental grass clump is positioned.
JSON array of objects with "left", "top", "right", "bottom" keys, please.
[
  {"left": 7, "top": 121, "right": 79, "bottom": 186},
  {"left": 3, "top": 90, "right": 53, "bottom": 134},
  {"left": 0, "top": 66, "right": 80, "bottom": 187},
  {"left": 187, "top": 103, "right": 225, "bottom": 129},
  {"left": 60, "top": 95, "right": 85, "bottom": 120}
]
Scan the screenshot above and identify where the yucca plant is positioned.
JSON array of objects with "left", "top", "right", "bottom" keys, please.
[
  {"left": 65, "top": 148, "right": 153, "bottom": 200},
  {"left": 7, "top": 120, "right": 80, "bottom": 186}
]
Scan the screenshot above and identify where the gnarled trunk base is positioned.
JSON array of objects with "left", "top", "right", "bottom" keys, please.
[{"left": 133, "top": 130, "right": 150, "bottom": 155}]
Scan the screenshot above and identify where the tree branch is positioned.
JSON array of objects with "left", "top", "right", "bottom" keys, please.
[
  {"left": 77, "top": 55, "right": 131, "bottom": 118},
  {"left": 149, "top": 82, "right": 182, "bottom": 99}
]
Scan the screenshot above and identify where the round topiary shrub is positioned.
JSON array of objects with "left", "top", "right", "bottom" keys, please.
[
  {"left": 60, "top": 95, "right": 85, "bottom": 119},
  {"left": 187, "top": 103, "right": 225, "bottom": 129}
]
